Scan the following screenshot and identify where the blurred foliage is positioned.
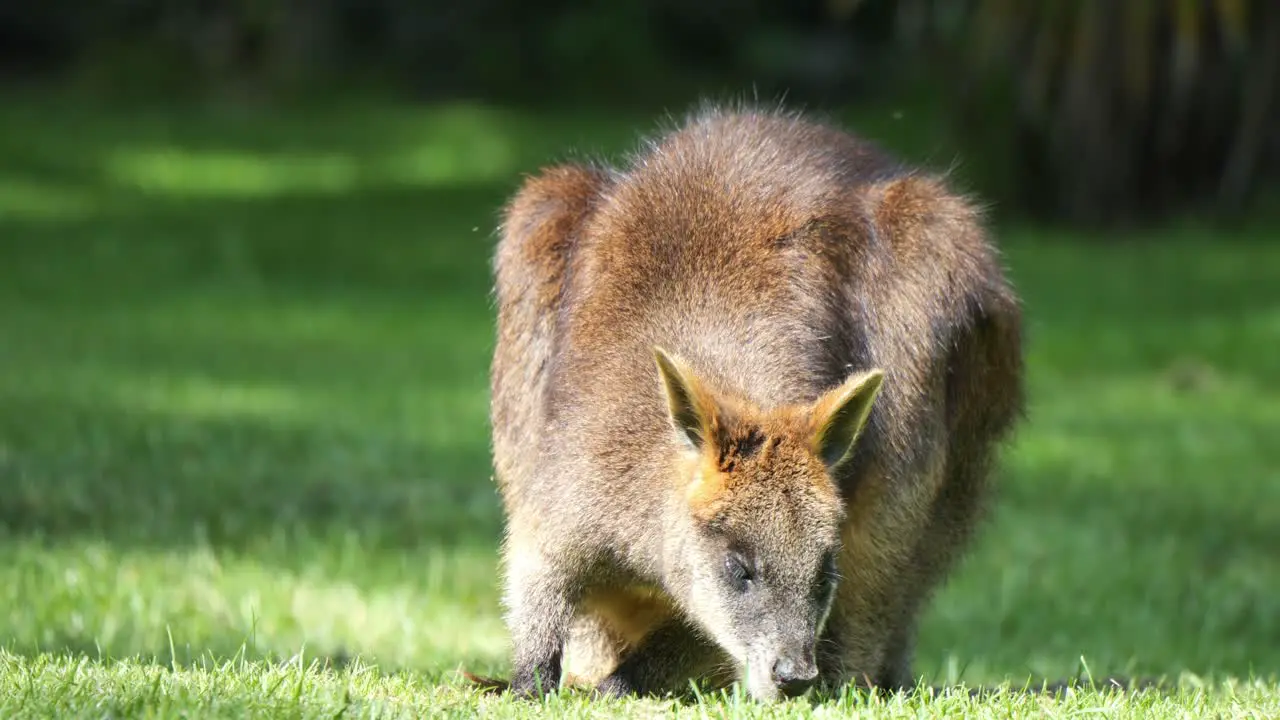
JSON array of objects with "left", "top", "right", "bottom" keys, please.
[
  {"left": 897, "top": 0, "right": 1280, "bottom": 226},
  {"left": 0, "top": 0, "right": 900, "bottom": 103},
  {"left": 0, "top": 0, "right": 1275, "bottom": 228}
]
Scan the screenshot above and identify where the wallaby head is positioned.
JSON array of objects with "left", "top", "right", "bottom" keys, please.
[{"left": 652, "top": 346, "right": 884, "bottom": 700}]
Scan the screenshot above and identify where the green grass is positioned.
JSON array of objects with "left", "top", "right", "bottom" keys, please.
[{"left": 0, "top": 94, "right": 1278, "bottom": 717}]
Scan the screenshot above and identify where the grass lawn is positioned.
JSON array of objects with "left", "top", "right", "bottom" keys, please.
[{"left": 0, "top": 95, "right": 1278, "bottom": 718}]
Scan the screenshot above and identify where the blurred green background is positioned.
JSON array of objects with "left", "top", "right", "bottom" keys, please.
[
  {"left": 0, "top": 1, "right": 1278, "bottom": 715},
  {"left": 4, "top": 0, "right": 1278, "bottom": 225}
]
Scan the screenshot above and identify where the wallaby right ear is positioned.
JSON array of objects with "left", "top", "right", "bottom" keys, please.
[
  {"left": 810, "top": 368, "right": 884, "bottom": 471},
  {"left": 653, "top": 346, "right": 713, "bottom": 452}
]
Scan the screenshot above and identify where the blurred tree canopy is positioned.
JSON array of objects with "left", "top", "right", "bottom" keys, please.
[{"left": 0, "top": 0, "right": 1275, "bottom": 228}]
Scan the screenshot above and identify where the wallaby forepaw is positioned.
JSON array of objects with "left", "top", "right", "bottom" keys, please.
[
  {"left": 508, "top": 667, "right": 561, "bottom": 699},
  {"left": 593, "top": 673, "right": 636, "bottom": 699}
]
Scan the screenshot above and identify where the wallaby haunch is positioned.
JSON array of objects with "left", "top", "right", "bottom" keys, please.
[{"left": 488, "top": 105, "right": 1024, "bottom": 701}]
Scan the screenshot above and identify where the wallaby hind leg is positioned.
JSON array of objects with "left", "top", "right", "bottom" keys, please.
[{"left": 503, "top": 538, "right": 578, "bottom": 697}]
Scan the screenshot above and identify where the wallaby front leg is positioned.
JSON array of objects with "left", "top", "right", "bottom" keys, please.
[
  {"left": 504, "top": 544, "right": 577, "bottom": 697},
  {"left": 814, "top": 607, "right": 915, "bottom": 695},
  {"left": 875, "top": 616, "right": 919, "bottom": 692},
  {"left": 595, "top": 619, "right": 722, "bottom": 698},
  {"left": 814, "top": 609, "right": 869, "bottom": 694}
]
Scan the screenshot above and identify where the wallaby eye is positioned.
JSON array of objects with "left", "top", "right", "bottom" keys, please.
[{"left": 724, "top": 553, "right": 753, "bottom": 592}]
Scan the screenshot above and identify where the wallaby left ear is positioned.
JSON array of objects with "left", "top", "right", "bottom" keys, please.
[
  {"left": 810, "top": 368, "right": 885, "bottom": 470},
  {"left": 653, "top": 346, "right": 715, "bottom": 452}
]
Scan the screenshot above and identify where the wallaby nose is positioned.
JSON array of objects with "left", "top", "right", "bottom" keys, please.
[{"left": 771, "top": 656, "right": 818, "bottom": 696}]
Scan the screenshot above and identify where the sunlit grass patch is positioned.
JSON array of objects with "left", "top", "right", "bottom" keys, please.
[
  {"left": 82, "top": 102, "right": 557, "bottom": 200},
  {"left": 105, "top": 149, "right": 365, "bottom": 198},
  {"left": 0, "top": 539, "right": 505, "bottom": 672},
  {"left": 0, "top": 178, "right": 99, "bottom": 221}
]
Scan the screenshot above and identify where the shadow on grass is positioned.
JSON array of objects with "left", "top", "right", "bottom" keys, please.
[
  {"left": 0, "top": 104, "right": 530, "bottom": 556},
  {"left": 0, "top": 395, "right": 498, "bottom": 552}
]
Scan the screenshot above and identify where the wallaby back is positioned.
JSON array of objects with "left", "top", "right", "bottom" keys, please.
[{"left": 489, "top": 105, "right": 1024, "bottom": 700}]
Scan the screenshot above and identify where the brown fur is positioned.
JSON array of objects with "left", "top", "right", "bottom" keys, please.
[{"left": 487, "top": 104, "right": 1025, "bottom": 700}]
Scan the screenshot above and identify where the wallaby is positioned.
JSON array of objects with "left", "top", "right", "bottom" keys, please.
[{"left": 487, "top": 104, "right": 1025, "bottom": 701}]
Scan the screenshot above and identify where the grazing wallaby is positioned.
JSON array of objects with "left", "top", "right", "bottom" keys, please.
[{"left": 487, "top": 104, "right": 1024, "bottom": 701}]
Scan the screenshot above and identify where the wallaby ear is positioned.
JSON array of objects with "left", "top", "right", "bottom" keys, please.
[
  {"left": 653, "top": 346, "right": 713, "bottom": 452},
  {"left": 810, "top": 368, "right": 885, "bottom": 470}
]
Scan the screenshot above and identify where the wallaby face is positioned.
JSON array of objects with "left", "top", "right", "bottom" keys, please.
[{"left": 653, "top": 347, "right": 883, "bottom": 700}]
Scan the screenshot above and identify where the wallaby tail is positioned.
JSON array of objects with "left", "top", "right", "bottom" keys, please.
[{"left": 459, "top": 669, "right": 510, "bottom": 694}]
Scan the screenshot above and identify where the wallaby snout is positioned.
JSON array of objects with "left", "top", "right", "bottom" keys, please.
[{"left": 771, "top": 650, "right": 819, "bottom": 697}]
